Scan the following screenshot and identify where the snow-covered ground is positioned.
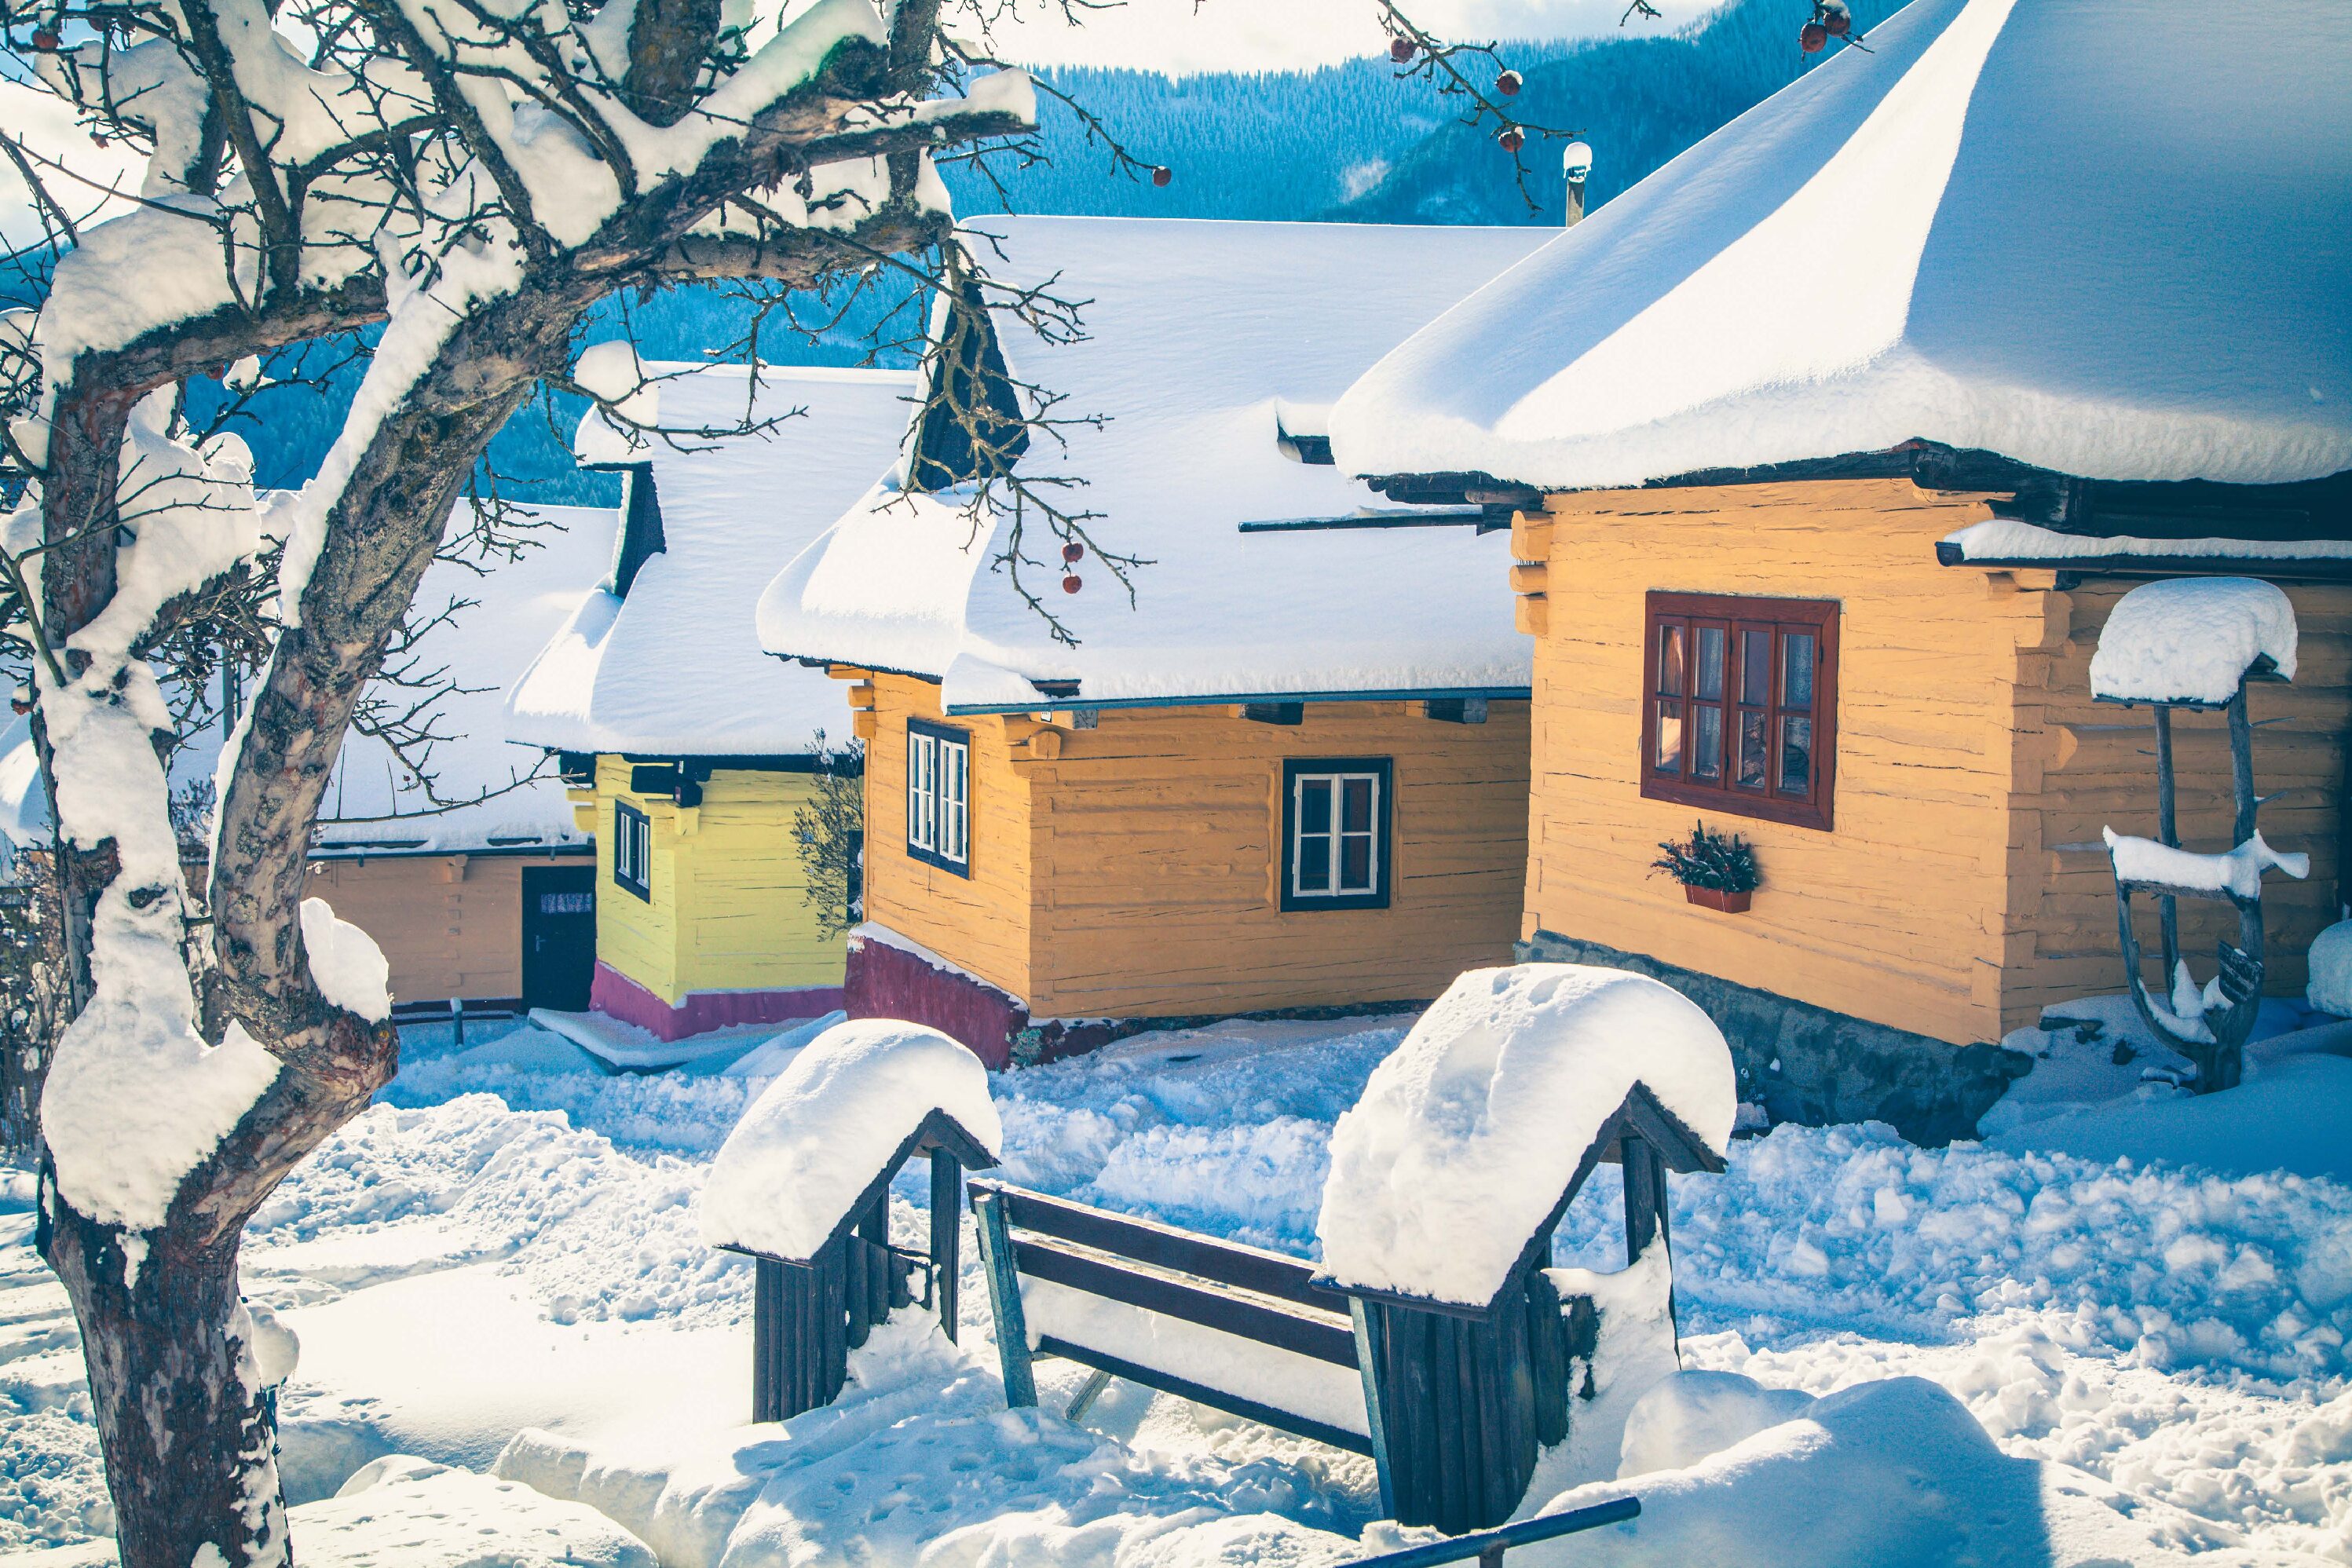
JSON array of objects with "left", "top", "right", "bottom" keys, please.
[{"left": 2, "top": 1002, "right": 2350, "bottom": 1563}]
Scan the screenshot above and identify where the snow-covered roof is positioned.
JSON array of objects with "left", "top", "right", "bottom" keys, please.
[
  {"left": 700, "top": 1018, "right": 1002, "bottom": 1262},
  {"left": 317, "top": 503, "right": 617, "bottom": 853},
  {"left": 1938, "top": 521, "right": 2352, "bottom": 572},
  {"left": 0, "top": 503, "right": 616, "bottom": 858},
  {"left": 1326, "top": 0, "right": 2352, "bottom": 492},
  {"left": 2087, "top": 578, "right": 2299, "bottom": 707},
  {"left": 507, "top": 364, "right": 920, "bottom": 755},
  {"left": 1316, "top": 965, "right": 1737, "bottom": 1308},
  {"left": 757, "top": 216, "right": 1549, "bottom": 712}
]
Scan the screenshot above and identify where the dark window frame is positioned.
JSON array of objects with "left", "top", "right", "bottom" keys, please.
[
  {"left": 1640, "top": 591, "right": 1840, "bottom": 832},
  {"left": 612, "top": 799, "right": 653, "bottom": 900},
  {"left": 1280, "top": 757, "right": 1395, "bottom": 912},
  {"left": 905, "top": 718, "right": 973, "bottom": 878}
]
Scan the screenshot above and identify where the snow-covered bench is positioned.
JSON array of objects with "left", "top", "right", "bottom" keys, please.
[
  {"left": 700, "top": 1020, "right": 1002, "bottom": 1420},
  {"left": 976, "top": 965, "right": 1736, "bottom": 1535},
  {"left": 969, "top": 1181, "right": 1374, "bottom": 1455}
]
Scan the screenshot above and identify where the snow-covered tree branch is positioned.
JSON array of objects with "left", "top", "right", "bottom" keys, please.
[{"left": 0, "top": 0, "right": 1032, "bottom": 1559}]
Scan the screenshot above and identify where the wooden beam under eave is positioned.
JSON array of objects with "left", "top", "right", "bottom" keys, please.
[
  {"left": 825, "top": 664, "right": 876, "bottom": 682},
  {"left": 1516, "top": 595, "right": 1549, "bottom": 638}
]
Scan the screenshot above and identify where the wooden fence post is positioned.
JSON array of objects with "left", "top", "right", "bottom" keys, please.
[
  {"left": 931, "top": 1151, "right": 963, "bottom": 1342},
  {"left": 971, "top": 1187, "right": 1037, "bottom": 1407},
  {"left": 1349, "top": 1298, "right": 1398, "bottom": 1519}
]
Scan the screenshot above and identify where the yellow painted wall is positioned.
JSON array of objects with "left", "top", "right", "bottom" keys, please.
[
  {"left": 305, "top": 851, "right": 584, "bottom": 1003},
  {"left": 855, "top": 674, "right": 1528, "bottom": 1022},
  {"left": 587, "top": 755, "right": 845, "bottom": 1005},
  {"left": 861, "top": 675, "right": 1037, "bottom": 1004},
  {"left": 1518, "top": 477, "right": 2350, "bottom": 1048}
]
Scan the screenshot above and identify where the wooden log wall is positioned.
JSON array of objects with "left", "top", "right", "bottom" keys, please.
[
  {"left": 1522, "top": 481, "right": 2034, "bottom": 1047},
  {"left": 854, "top": 674, "right": 1528, "bottom": 1023},
  {"left": 306, "top": 851, "right": 576, "bottom": 1003},
  {"left": 588, "top": 755, "right": 846, "bottom": 1006},
  {"left": 2001, "top": 577, "right": 2350, "bottom": 1032},
  {"left": 1522, "top": 481, "right": 2352, "bottom": 1048}
]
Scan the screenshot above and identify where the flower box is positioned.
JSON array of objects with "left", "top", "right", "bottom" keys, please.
[{"left": 1684, "top": 885, "right": 1752, "bottom": 914}]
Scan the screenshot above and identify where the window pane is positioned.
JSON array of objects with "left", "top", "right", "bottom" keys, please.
[
  {"left": 1692, "top": 705, "right": 1723, "bottom": 780},
  {"left": 1655, "top": 703, "right": 1683, "bottom": 773},
  {"left": 1300, "top": 778, "right": 1331, "bottom": 835},
  {"left": 1695, "top": 627, "right": 1725, "bottom": 701},
  {"left": 1783, "top": 632, "right": 1816, "bottom": 709},
  {"left": 1737, "top": 711, "right": 1769, "bottom": 789},
  {"left": 1341, "top": 777, "right": 1374, "bottom": 833},
  {"left": 1297, "top": 834, "right": 1332, "bottom": 892},
  {"left": 1780, "top": 715, "right": 1812, "bottom": 795},
  {"left": 1739, "top": 630, "right": 1772, "bottom": 704},
  {"left": 1340, "top": 834, "right": 1373, "bottom": 891},
  {"left": 1656, "top": 624, "right": 1685, "bottom": 696}
]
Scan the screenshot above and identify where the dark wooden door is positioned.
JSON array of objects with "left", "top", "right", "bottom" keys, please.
[{"left": 521, "top": 862, "right": 596, "bottom": 1011}]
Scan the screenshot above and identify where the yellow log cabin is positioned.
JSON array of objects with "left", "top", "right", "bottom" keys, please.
[
  {"left": 757, "top": 215, "right": 1553, "bottom": 1065},
  {"left": 1322, "top": 8, "right": 2352, "bottom": 1139},
  {"left": 506, "top": 364, "right": 918, "bottom": 1042}
]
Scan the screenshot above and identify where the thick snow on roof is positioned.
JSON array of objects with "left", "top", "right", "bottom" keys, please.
[
  {"left": 2087, "top": 578, "right": 2298, "bottom": 706},
  {"left": 316, "top": 503, "right": 617, "bottom": 853},
  {"left": 1316, "top": 965, "right": 1736, "bottom": 1307},
  {"left": 700, "top": 1018, "right": 1001, "bottom": 1262},
  {"left": 508, "top": 364, "right": 919, "bottom": 754},
  {"left": 0, "top": 503, "right": 615, "bottom": 857},
  {"left": 1328, "top": 0, "right": 2352, "bottom": 492},
  {"left": 758, "top": 217, "right": 1548, "bottom": 711}
]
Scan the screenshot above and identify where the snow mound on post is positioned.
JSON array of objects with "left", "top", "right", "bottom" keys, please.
[
  {"left": 1315, "top": 966, "right": 1736, "bottom": 1305},
  {"left": 700, "top": 1019, "right": 1000, "bottom": 1262},
  {"left": 2088, "top": 578, "right": 2298, "bottom": 705}
]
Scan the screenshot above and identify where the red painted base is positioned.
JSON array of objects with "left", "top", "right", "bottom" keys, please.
[
  {"left": 589, "top": 961, "right": 844, "bottom": 1043},
  {"left": 844, "top": 936, "right": 1027, "bottom": 1069}
]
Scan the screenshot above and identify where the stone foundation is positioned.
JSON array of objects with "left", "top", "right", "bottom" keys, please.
[{"left": 1517, "top": 930, "right": 2032, "bottom": 1144}]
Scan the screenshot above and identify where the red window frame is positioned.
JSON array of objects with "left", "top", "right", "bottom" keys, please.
[{"left": 1639, "top": 592, "right": 1838, "bottom": 832}]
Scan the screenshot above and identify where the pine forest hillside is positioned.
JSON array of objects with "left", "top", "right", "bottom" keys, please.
[{"left": 186, "top": 0, "right": 1879, "bottom": 506}]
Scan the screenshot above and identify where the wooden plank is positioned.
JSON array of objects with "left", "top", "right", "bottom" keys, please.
[
  {"left": 1011, "top": 1237, "right": 1359, "bottom": 1367},
  {"left": 971, "top": 1189, "right": 1037, "bottom": 1408},
  {"left": 1348, "top": 1298, "right": 1398, "bottom": 1519},
  {"left": 930, "top": 1153, "right": 962, "bottom": 1342},
  {"left": 985, "top": 1183, "right": 1341, "bottom": 1314},
  {"left": 1032, "top": 1336, "right": 1374, "bottom": 1457},
  {"left": 752, "top": 1258, "right": 780, "bottom": 1423}
]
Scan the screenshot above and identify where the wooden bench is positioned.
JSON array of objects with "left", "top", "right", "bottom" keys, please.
[{"left": 968, "top": 1179, "right": 1375, "bottom": 1456}]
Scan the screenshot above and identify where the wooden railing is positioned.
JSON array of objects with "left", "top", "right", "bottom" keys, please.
[{"left": 1341, "top": 1497, "right": 1641, "bottom": 1566}]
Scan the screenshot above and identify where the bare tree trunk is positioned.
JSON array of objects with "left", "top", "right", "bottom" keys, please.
[{"left": 45, "top": 1201, "right": 279, "bottom": 1568}]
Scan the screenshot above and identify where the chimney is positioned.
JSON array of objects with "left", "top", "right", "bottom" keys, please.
[{"left": 1562, "top": 141, "right": 1593, "bottom": 226}]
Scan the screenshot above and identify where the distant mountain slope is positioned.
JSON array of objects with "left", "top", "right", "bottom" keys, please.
[
  {"left": 1329, "top": 0, "right": 1904, "bottom": 225},
  {"left": 197, "top": 0, "right": 1873, "bottom": 503}
]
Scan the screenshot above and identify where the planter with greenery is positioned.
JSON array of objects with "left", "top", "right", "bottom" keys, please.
[{"left": 1652, "top": 822, "right": 1763, "bottom": 912}]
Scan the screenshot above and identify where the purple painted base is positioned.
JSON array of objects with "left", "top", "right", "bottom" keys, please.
[
  {"left": 845, "top": 937, "right": 1026, "bottom": 1069},
  {"left": 589, "top": 961, "right": 844, "bottom": 1044}
]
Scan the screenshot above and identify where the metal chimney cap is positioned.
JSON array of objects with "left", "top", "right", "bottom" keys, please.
[{"left": 1562, "top": 141, "right": 1594, "bottom": 180}]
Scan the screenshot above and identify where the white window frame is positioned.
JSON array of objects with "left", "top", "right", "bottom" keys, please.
[
  {"left": 613, "top": 799, "right": 652, "bottom": 900},
  {"left": 907, "top": 720, "right": 971, "bottom": 875},
  {"left": 1282, "top": 760, "right": 1391, "bottom": 910}
]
